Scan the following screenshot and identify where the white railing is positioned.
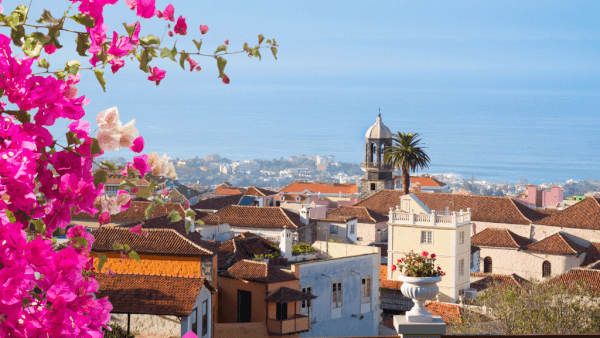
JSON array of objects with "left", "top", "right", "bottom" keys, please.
[{"left": 389, "top": 208, "right": 471, "bottom": 227}]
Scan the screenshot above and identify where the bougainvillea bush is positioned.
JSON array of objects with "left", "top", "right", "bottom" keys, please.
[{"left": 0, "top": 0, "right": 277, "bottom": 336}]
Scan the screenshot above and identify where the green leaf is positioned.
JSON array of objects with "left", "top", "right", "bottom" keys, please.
[
  {"left": 171, "top": 44, "right": 178, "bottom": 58},
  {"left": 147, "top": 47, "right": 158, "bottom": 58},
  {"left": 192, "top": 39, "right": 202, "bottom": 51},
  {"left": 23, "top": 32, "right": 51, "bottom": 58},
  {"left": 139, "top": 35, "right": 160, "bottom": 45},
  {"left": 214, "top": 44, "right": 227, "bottom": 55},
  {"left": 65, "top": 60, "right": 81, "bottom": 76},
  {"left": 37, "top": 58, "right": 50, "bottom": 69},
  {"left": 69, "top": 14, "right": 95, "bottom": 28},
  {"left": 94, "top": 69, "right": 106, "bottom": 92},
  {"left": 123, "top": 244, "right": 130, "bottom": 251},
  {"left": 179, "top": 51, "right": 188, "bottom": 70},
  {"left": 186, "top": 209, "right": 197, "bottom": 218},
  {"left": 7, "top": 5, "right": 28, "bottom": 28},
  {"left": 5, "top": 210, "right": 16, "bottom": 223},
  {"left": 72, "top": 237, "right": 89, "bottom": 248},
  {"left": 97, "top": 254, "right": 108, "bottom": 273},
  {"left": 91, "top": 138, "right": 102, "bottom": 157},
  {"left": 48, "top": 28, "right": 63, "bottom": 49},
  {"left": 101, "top": 161, "right": 119, "bottom": 171},
  {"left": 93, "top": 170, "right": 107, "bottom": 189},
  {"left": 160, "top": 47, "right": 176, "bottom": 62},
  {"left": 123, "top": 22, "right": 139, "bottom": 37},
  {"left": 128, "top": 250, "right": 140, "bottom": 262},
  {"left": 217, "top": 57, "right": 227, "bottom": 77},
  {"left": 266, "top": 39, "right": 272, "bottom": 44},
  {"left": 273, "top": 38, "right": 277, "bottom": 46},
  {"left": 243, "top": 42, "right": 250, "bottom": 52},
  {"left": 37, "top": 9, "right": 60, "bottom": 24},
  {"left": 144, "top": 203, "right": 156, "bottom": 219},
  {"left": 148, "top": 179, "right": 157, "bottom": 191},
  {"left": 154, "top": 197, "right": 165, "bottom": 206},
  {"left": 251, "top": 47, "right": 261, "bottom": 60},
  {"left": 75, "top": 33, "right": 90, "bottom": 57},
  {"left": 31, "top": 220, "right": 46, "bottom": 235},
  {"left": 15, "top": 110, "right": 31, "bottom": 124},
  {"left": 139, "top": 49, "right": 149, "bottom": 72},
  {"left": 10, "top": 26, "right": 25, "bottom": 47},
  {"left": 185, "top": 221, "right": 191, "bottom": 235},
  {"left": 271, "top": 47, "right": 277, "bottom": 60},
  {"left": 112, "top": 242, "right": 124, "bottom": 251},
  {"left": 168, "top": 210, "right": 182, "bottom": 223},
  {"left": 195, "top": 219, "right": 205, "bottom": 226},
  {"left": 66, "top": 131, "right": 81, "bottom": 146},
  {"left": 55, "top": 70, "right": 66, "bottom": 81},
  {"left": 119, "top": 179, "right": 136, "bottom": 189},
  {"left": 258, "top": 34, "right": 265, "bottom": 45}
]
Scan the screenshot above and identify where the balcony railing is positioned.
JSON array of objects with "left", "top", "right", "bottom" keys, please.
[
  {"left": 361, "top": 162, "right": 393, "bottom": 170},
  {"left": 266, "top": 314, "right": 310, "bottom": 335},
  {"left": 389, "top": 208, "right": 471, "bottom": 227}
]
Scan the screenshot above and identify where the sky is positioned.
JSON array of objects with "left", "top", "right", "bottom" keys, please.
[{"left": 5, "top": 0, "right": 600, "bottom": 182}]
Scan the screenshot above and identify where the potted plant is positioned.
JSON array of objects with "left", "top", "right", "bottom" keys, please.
[{"left": 392, "top": 251, "right": 445, "bottom": 323}]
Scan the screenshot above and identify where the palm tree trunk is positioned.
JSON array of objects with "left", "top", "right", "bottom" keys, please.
[{"left": 402, "top": 165, "right": 410, "bottom": 195}]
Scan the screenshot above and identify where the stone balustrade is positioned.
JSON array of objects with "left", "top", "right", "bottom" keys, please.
[{"left": 388, "top": 208, "right": 472, "bottom": 227}]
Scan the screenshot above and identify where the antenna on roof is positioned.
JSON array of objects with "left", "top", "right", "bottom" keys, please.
[{"left": 378, "top": 108, "right": 381, "bottom": 118}]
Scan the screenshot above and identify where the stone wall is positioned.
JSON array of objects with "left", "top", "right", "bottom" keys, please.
[{"left": 110, "top": 314, "right": 180, "bottom": 337}]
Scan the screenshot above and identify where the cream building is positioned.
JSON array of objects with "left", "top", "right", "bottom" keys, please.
[{"left": 387, "top": 194, "right": 471, "bottom": 303}]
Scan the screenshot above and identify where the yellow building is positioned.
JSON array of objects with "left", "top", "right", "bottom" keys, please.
[{"left": 387, "top": 194, "right": 471, "bottom": 303}]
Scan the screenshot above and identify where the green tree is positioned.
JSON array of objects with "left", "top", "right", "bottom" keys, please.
[{"left": 383, "top": 133, "right": 431, "bottom": 194}]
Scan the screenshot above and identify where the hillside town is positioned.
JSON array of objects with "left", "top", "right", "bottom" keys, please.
[{"left": 65, "top": 115, "right": 600, "bottom": 337}]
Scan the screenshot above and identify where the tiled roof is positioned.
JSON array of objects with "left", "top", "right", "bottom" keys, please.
[
  {"left": 545, "top": 268, "right": 600, "bottom": 293},
  {"left": 381, "top": 317, "right": 394, "bottom": 330},
  {"left": 470, "top": 228, "right": 532, "bottom": 248},
  {"left": 522, "top": 232, "right": 587, "bottom": 255},
  {"left": 218, "top": 235, "right": 279, "bottom": 269},
  {"left": 395, "top": 177, "right": 447, "bottom": 187},
  {"left": 424, "top": 302, "right": 461, "bottom": 324},
  {"left": 581, "top": 243, "right": 600, "bottom": 268},
  {"left": 244, "top": 186, "right": 277, "bottom": 197},
  {"left": 317, "top": 216, "right": 358, "bottom": 223},
  {"left": 535, "top": 197, "right": 600, "bottom": 230},
  {"left": 264, "top": 287, "right": 317, "bottom": 304},
  {"left": 355, "top": 190, "right": 551, "bottom": 225},
  {"left": 95, "top": 273, "right": 205, "bottom": 316},
  {"left": 215, "top": 188, "right": 246, "bottom": 195},
  {"left": 174, "top": 185, "right": 202, "bottom": 200},
  {"left": 200, "top": 205, "right": 307, "bottom": 229},
  {"left": 92, "top": 228, "right": 213, "bottom": 256},
  {"left": 192, "top": 194, "right": 242, "bottom": 211},
  {"left": 326, "top": 206, "right": 387, "bottom": 224},
  {"left": 72, "top": 201, "right": 185, "bottom": 223},
  {"left": 380, "top": 264, "right": 403, "bottom": 290},
  {"left": 214, "top": 182, "right": 232, "bottom": 192},
  {"left": 221, "top": 259, "right": 297, "bottom": 283},
  {"left": 470, "top": 272, "right": 530, "bottom": 291},
  {"left": 279, "top": 182, "right": 358, "bottom": 195}
]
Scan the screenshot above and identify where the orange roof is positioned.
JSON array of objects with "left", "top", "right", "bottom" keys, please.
[
  {"left": 535, "top": 197, "right": 600, "bottom": 230},
  {"left": 72, "top": 201, "right": 185, "bottom": 224},
  {"left": 244, "top": 186, "right": 277, "bottom": 197},
  {"left": 201, "top": 205, "right": 307, "bottom": 229},
  {"left": 522, "top": 232, "right": 587, "bottom": 255},
  {"left": 222, "top": 260, "right": 297, "bottom": 283},
  {"left": 279, "top": 182, "right": 358, "bottom": 195},
  {"left": 424, "top": 302, "right": 462, "bottom": 324},
  {"left": 545, "top": 268, "right": 600, "bottom": 293},
  {"left": 327, "top": 206, "right": 387, "bottom": 224},
  {"left": 380, "top": 265, "right": 403, "bottom": 290},
  {"left": 471, "top": 228, "right": 532, "bottom": 249},
  {"left": 581, "top": 243, "right": 600, "bottom": 268},
  {"left": 215, "top": 188, "right": 246, "bottom": 195},
  {"left": 395, "top": 177, "right": 447, "bottom": 187}
]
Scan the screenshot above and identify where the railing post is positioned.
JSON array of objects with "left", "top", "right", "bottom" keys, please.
[
  {"left": 389, "top": 207, "right": 394, "bottom": 223},
  {"left": 430, "top": 210, "right": 436, "bottom": 226},
  {"left": 452, "top": 212, "right": 457, "bottom": 226},
  {"left": 408, "top": 210, "right": 414, "bottom": 224}
]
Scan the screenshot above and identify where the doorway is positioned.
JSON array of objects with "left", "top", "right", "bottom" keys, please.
[{"left": 237, "top": 290, "right": 252, "bottom": 323}]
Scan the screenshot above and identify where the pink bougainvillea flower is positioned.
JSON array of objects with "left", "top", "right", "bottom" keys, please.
[
  {"left": 126, "top": 0, "right": 138, "bottom": 10},
  {"left": 199, "top": 25, "right": 209, "bottom": 34},
  {"left": 133, "top": 205, "right": 141, "bottom": 212},
  {"left": 133, "top": 154, "right": 151, "bottom": 177},
  {"left": 163, "top": 4, "right": 175, "bottom": 21},
  {"left": 148, "top": 67, "right": 166, "bottom": 85},
  {"left": 109, "top": 59, "right": 125, "bottom": 74},
  {"left": 156, "top": 10, "right": 163, "bottom": 18},
  {"left": 131, "top": 187, "right": 139, "bottom": 194},
  {"left": 108, "top": 31, "right": 134, "bottom": 58},
  {"left": 184, "top": 201, "right": 190, "bottom": 210},
  {"left": 136, "top": 0, "right": 156, "bottom": 18},
  {"left": 68, "top": 120, "right": 90, "bottom": 139},
  {"left": 187, "top": 57, "right": 198, "bottom": 72},
  {"left": 168, "top": 31, "right": 174, "bottom": 37},
  {"left": 431, "top": 253, "right": 436, "bottom": 258},
  {"left": 161, "top": 190, "right": 169, "bottom": 196},
  {"left": 224, "top": 39, "right": 229, "bottom": 45},
  {"left": 98, "top": 212, "right": 111, "bottom": 226},
  {"left": 116, "top": 190, "right": 131, "bottom": 211},
  {"left": 391, "top": 265, "right": 397, "bottom": 271},
  {"left": 174, "top": 16, "right": 187, "bottom": 35},
  {"left": 105, "top": 269, "right": 116, "bottom": 277},
  {"left": 195, "top": 66, "right": 201, "bottom": 71},
  {"left": 128, "top": 22, "right": 141, "bottom": 44},
  {"left": 182, "top": 331, "right": 199, "bottom": 338},
  {"left": 422, "top": 251, "right": 428, "bottom": 257},
  {"left": 44, "top": 44, "right": 57, "bottom": 54},
  {"left": 130, "top": 136, "right": 144, "bottom": 153},
  {"left": 129, "top": 224, "right": 143, "bottom": 236},
  {"left": 222, "top": 74, "right": 230, "bottom": 84},
  {"left": 143, "top": 230, "right": 149, "bottom": 237},
  {"left": 437, "top": 266, "right": 441, "bottom": 270}
]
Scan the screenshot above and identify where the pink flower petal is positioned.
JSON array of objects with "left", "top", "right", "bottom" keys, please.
[
  {"left": 130, "top": 224, "right": 143, "bottom": 236},
  {"left": 105, "top": 269, "right": 116, "bottom": 277},
  {"left": 130, "top": 136, "right": 144, "bottom": 153},
  {"left": 109, "top": 59, "right": 125, "bottom": 74},
  {"left": 174, "top": 16, "right": 187, "bottom": 36},
  {"left": 163, "top": 4, "right": 175, "bottom": 21},
  {"left": 136, "top": 0, "right": 156, "bottom": 18},
  {"left": 222, "top": 74, "right": 230, "bottom": 84},
  {"left": 199, "top": 25, "right": 209, "bottom": 35},
  {"left": 44, "top": 44, "right": 57, "bottom": 54},
  {"left": 98, "top": 212, "right": 111, "bottom": 226}
]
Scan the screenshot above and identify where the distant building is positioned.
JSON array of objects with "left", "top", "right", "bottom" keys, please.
[
  {"left": 394, "top": 176, "right": 451, "bottom": 194},
  {"left": 205, "top": 153, "right": 220, "bottom": 162},
  {"left": 514, "top": 185, "right": 563, "bottom": 208},
  {"left": 360, "top": 114, "right": 394, "bottom": 200}
]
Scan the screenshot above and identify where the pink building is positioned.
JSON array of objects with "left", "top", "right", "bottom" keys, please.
[{"left": 516, "top": 185, "right": 563, "bottom": 208}]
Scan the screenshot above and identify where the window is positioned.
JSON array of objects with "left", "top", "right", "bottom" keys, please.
[
  {"left": 350, "top": 223, "right": 355, "bottom": 234},
  {"left": 106, "top": 185, "right": 118, "bottom": 192},
  {"left": 357, "top": 237, "right": 363, "bottom": 242},
  {"left": 361, "top": 277, "right": 371, "bottom": 303},
  {"left": 402, "top": 200, "right": 410, "bottom": 212},
  {"left": 202, "top": 300, "right": 208, "bottom": 336},
  {"left": 370, "top": 183, "right": 376, "bottom": 191},
  {"left": 421, "top": 231, "right": 433, "bottom": 244},
  {"left": 276, "top": 302, "right": 288, "bottom": 320},
  {"left": 331, "top": 282, "right": 342, "bottom": 309},
  {"left": 301, "top": 286, "right": 312, "bottom": 314},
  {"left": 459, "top": 259, "right": 464, "bottom": 276},
  {"left": 191, "top": 308, "right": 198, "bottom": 334},
  {"left": 542, "top": 261, "right": 551, "bottom": 278},
  {"left": 460, "top": 231, "right": 465, "bottom": 244},
  {"left": 484, "top": 257, "right": 493, "bottom": 273},
  {"left": 330, "top": 224, "right": 338, "bottom": 234}
]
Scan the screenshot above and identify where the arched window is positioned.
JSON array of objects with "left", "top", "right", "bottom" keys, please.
[
  {"left": 542, "top": 261, "right": 551, "bottom": 277},
  {"left": 483, "top": 257, "right": 493, "bottom": 273}
]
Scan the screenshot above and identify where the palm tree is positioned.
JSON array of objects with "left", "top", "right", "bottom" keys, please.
[{"left": 383, "top": 132, "right": 431, "bottom": 195}]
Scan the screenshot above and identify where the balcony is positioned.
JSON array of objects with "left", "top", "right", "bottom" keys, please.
[
  {"left": 267, "top": 314, "right": 310, "bottom": 335},
  {"left": 389, "top": 208, "right": 471, "bottom": 227},
  {"left": 361, "top": 162, "right": 393, "bottom": 171}
]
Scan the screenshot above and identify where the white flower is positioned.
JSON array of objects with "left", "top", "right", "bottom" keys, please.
[
  {"left": 97, "top": 128, "right": 121, "bottom": 152},
  {"left": 116, "top": 191, "right": 131, "bottom": 206},
  {"left": 118, "top": 119, "right": 139, "bottom": 148},
  {"left": 96, "top": 107, "right": 120, "bottom": 129},
  {"left": 101, "top": 196, "right": 121, "bottom": 215}
]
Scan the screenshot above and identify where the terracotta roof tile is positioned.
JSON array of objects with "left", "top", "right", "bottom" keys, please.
[
  {"left": 264, "top": 287, "right": 317, "bottom": 304},
  {"left": 471, "top": 228, "right": 532, "bottom": 248},
  {"left": 327, "top": 206, "right": 387, "bottom": 224},
  {"left": 192, "top": 194, "right": 242, "bottom": 211},
  {"left": 522, "top": 232, "right": 587, "bottom": 255},
  {"left": 381, "top": 317, "right": 395, "bottom": 330},
  {"left": 581, "top": 243, "right": 600, "bottom": 268},
  {"left": 380, "top": 264, "right": 403, "bottom": 290},
  {"left": 535, "top": 197, "right": 600, "bottom": 230},
  {"left": 95, "top": 273, "right": 205, "bottom": 316},
  {"left": 221, "top": 259, "right": 297, "bottom": 283},
  {"left": 545, "top": 268, "right": 600, "bottom": 293},
  {"left": 470, "top": 272, "right": 530, "bottom": 291},
  {"left": 424, "top": 302, "right": 462, "bottom": 324},
  {"left": 317, "top": 216, "right": 358, "bottom": 223},
  {"left": 92, "top": 227, "right": 213, "bottom": 256},
  {"left": 244, "top": 186, "right": 277, "bottom": 197},
  {"left": 72, "top": 201, "right": 185, "bottom": 223},
  {"left": 279, "top": 182, "right": 358, "bottom": 195},
  {"left": 216, "top": 188, "right": 246, "bottom": 195},
  {"left": 218, "top": 235, "right": 279, "bottom": 269},
  {"left": 201, "top": 205, "right": 307, "bottom": 229}
]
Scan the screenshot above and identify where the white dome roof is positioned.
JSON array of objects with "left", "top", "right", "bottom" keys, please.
[{"left": 365, "top": 114, "right": 392, "bottom": 139}]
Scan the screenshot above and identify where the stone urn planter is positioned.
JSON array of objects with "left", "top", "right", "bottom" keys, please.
[{"left": 399, "top": 275, "right": 442, "bottom": 323}]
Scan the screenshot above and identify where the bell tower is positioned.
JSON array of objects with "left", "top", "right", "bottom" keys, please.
[{"left": 361, "top": 112, "right": 394, "bottom": 200}]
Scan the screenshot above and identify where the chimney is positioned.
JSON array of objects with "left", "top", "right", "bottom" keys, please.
[
  {"left": 280, "top": 225, "right": 293, "bottom": 260},
  {"left": 299, "top": 207, "right": 309, "bottom": 225}
]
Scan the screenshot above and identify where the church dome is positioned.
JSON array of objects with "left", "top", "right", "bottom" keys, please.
[{"left": 365, "top": 114, "right": 392, "bottom": 139}]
